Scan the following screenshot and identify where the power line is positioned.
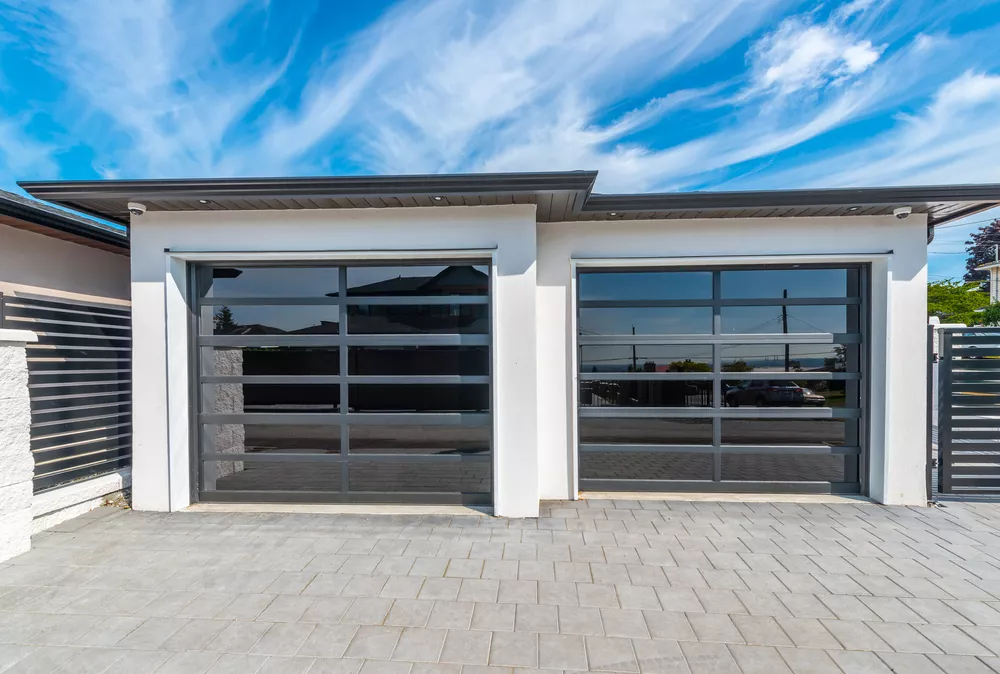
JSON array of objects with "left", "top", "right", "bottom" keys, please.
[{"left": 934, "top": 215, "right": 1000, "bottom": 231}]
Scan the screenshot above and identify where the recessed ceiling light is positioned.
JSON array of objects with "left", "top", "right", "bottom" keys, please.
[
  {"left": 609, "top": 212, "right": 618, "bottom": 216},
  {"left": 198, "top": 199, "right": 210, "bottom": 205},
  {"left": 848, "top": 206, "right": 859, "bottom": 211},
  {"left": 434, "top": 196, "right": 443, "bottom": 201}
]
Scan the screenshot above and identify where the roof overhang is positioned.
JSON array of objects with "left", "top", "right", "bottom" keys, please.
[
  {"left": 18, "top": 172, "right": 1000, "bottom": 233},
  {"left": 0, "top": 189, "right": 129, "bottom": 254}
]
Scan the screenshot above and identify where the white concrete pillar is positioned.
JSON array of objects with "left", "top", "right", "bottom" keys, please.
[{"left": 0, "top": 328, "right": 37, "bottom": 562}]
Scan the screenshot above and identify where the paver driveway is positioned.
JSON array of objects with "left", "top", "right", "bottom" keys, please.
[{"left": 2, "top": 499, "right": 1000, "bottom": 673}]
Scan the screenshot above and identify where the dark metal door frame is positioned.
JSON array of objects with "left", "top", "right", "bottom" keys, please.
[
  {"left": 576, "top": 263, "right": 869, "bottom": 494},
  {"left": 187, "top": 259, "right": 494, "bottom": 505}
]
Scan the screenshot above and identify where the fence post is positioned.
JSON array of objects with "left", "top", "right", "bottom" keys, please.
[
  {"left": 938, "top": 329, "right": 953, "bottom": 494},
  {"left": 926, "top": 324, "right": 935, "bottom": 501}
]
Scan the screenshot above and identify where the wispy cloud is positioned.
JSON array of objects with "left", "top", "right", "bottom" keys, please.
[{"left": 0, "top": 0, "right": 999, "bottom": 201}]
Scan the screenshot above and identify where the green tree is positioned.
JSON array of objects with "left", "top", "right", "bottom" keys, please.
[
  {"left": 964, "top": 218, "right": 1000, "bottom": 287},
  {"left": 721, "top": 359, "right": 754, "bottom": 372},
  {"left": 213, "top": 306, "right": 240, "bottom": 334},
  {"left": 981, "top": 303, "right": 1000, "bottom": 327},
  {"left": 668, "top": 359, "right": 712, "bottom": 372},
  {"left": 928, "top": 280, "right": 989, "bottom": 325}
]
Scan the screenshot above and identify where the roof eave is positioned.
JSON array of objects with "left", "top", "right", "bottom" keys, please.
[{"left": 0, "top": 192, "right": 129, "bottom": 250}]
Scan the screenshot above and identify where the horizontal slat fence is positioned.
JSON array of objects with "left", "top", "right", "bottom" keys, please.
[
  {"left": 937, "top": 327, "right": 1000, "bottom": 495},
  {"left": 0, "top": 291, "right": 131, "bottom": 492}
]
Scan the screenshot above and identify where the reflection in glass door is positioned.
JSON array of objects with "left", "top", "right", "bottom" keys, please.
[
  {"left": 193, "top": 261, "right": 492, "bottom": 505},
  {"left": 577, "top": 265, "right": 866, "bottom": 494}
]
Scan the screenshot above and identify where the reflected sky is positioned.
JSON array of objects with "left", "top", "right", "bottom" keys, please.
[
  {"left": 580, "top": 267, "right": 856, "bottom": 302},
  {"left": 721, "top": 305, "right": 850, "bottom": 334},
  {"left": 580, "top": 271, "right": 712, "bottom": 301},
  {"left": 579, "top": 307, "right": 713, "bottom": 335},
  {"left": 201, "top": 266, "right": 338, "bottom": 298}
]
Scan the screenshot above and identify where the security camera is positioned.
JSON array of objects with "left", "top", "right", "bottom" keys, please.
[
  {"left": 893, "top": 206, "right": 912, "bottom": 220},
  {"left": 127, "top": 202, "right": 147, "bottom": 217}
]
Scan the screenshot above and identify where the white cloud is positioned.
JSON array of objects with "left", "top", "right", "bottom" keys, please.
[
  {"left": 6, "top": 0, "right": 297, "bottom": 177},
  {"left": 747, "top": 17, "right": 882, "bottom": 96},
  {"left": 754, "top": 71, "right": 1000, "bottom": 188}
]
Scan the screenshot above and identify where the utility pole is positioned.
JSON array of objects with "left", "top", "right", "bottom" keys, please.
[
  {"left": 782, "top": 289, "right": 790, "bottom": 372},
  {"left": 631, "top": 325, "right": 637, "bottom": 371}
]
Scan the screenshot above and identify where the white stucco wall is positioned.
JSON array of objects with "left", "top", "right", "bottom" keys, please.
[
  {"left": 0, "top": 223, "right": 130, "bottom": 302},
  {"left": 536, "top": 215, "right": 929, "bottom": 505},
  {"left": 129, "top": 205, "right": 539, "bottom": 517},
  {"left": 130, "top": 206, "right": 930, "bottom": 515}
]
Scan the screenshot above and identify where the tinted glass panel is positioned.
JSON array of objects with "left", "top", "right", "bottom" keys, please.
[
  {"left": 349, "top": 461, "right": 491, "bottom": 493},
  {"left": 579, "top": 307, "right": 712, "bottom": 335},
  {"left": 580, "top": 345, "right": 712, "bottom": 373},
  {"left": 579, "top": 271, "right": 712, "bottom": 301},
  {"left": 201, "top": 347, "right": 339, "bottom": 376},
  {"left": 579, "top": 418, "right": 712, "bottom": 445},
  {"left": 721, "top": 305, "right": 853, "bottom": 334},
  {"left": 203, "top": 384, "right": 340, "bottom": 414},
  {"left": 206, "top": 461, "right": 342, "bottom": 492},
  {"left": 206, "top": 306, "right": 339, "bottom": 335},
  {"left": 348, "top": 305, "right": 488, "bottom": 334},
  {"left": 349, "top": 346, "right": 488, "bottom": 375},
  {"left": 580, "top": 380, "right": 712, "bottom": 407},
  {"left": 202, "top": 424, "right": 342, "bottom": 454},
  {"left": 581, "top": 451, "right": 713, "bottom": 480},
  {"left": 347, "top": 265, "right": 488, "bottom": 296},
  {"left": 199, "top": 266, "right": 338, "bottom": 298},
  {"left": 721, "top": 344, "right": 857, "bottom": 373},
  {"left": 720, "top": 419, "right": 848, "bottom": 446},
  {"left": 723, "top": 380, "right": 856, "bottom": 408},
  {"left": 721, "top": 453, "right": 851, "bottom": 482},
  {"left": 349, "top": 384, "right": 489, "bottom": 412},
  {"left": 720, "top": 268, "right": 852, "bottom": 299},
  {"left": 349, "top": 425, "right": 490, "bottom": 454}
]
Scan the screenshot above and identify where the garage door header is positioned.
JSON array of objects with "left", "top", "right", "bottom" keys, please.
[{"left": 19, "top": 170, "right": 1000, "bottom": 229}]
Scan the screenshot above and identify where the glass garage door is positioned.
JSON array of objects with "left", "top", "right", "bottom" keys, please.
[
  {"left": 577, "top": 265, "right": 866, "bottom": 494},
  {"left": 193, "top": 261, "right": 491, "bottom": 505}
]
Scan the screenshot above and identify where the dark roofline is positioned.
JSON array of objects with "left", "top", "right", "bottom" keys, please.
[
  {"left": 17, "top": 171, "right": 1000, "bottom": 229},
  {"left": 19, "top": 171, "right": 598, "bottom": 201},
  {"left": 586, "top": 184, "right": 1000, "bottom": 212},
  {"left": 0, "top": 188, "right": 129, "bottom": 250}
]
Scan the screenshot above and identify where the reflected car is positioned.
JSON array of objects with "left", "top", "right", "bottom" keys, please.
[
  {"left": 799, "top": 387, "right": 826, "bottom": 406},
  {"left": 725, "top": 380, "right": 806, "bottom": 407}
]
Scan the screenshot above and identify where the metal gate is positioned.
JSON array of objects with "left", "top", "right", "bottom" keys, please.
[{"left": 935, "top": 326, "right": 1000, "bottom": 495}]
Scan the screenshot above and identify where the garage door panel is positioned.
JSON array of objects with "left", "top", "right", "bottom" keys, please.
[
  {"left": 193, "top": 261, "right": 493, "bottom": 505},
  {"left": 578, "top": 264, "right": 866, "bottom": 494}
]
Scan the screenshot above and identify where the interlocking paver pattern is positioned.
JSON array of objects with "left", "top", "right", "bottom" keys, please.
[{"left": 2, "top": 499, "right": 1000, "bottom": 672}]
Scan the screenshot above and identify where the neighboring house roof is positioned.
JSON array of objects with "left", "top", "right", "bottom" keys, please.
[
  {"left": 346, "top": 265, "right": 488, "bottom": 296},
  {"left": 18, "top": 171, "right": 1000, "bottom": 231},
  {"left": 0, "top": 188, "right": 128, "bottom": 255}
]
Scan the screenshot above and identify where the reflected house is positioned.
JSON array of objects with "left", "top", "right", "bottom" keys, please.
[{"left": 212, "top": 266, "right": 488, "bottom": 426}]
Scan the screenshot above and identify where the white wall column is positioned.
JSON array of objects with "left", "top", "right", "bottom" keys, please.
[{"left": 0, "top": 328, "right": 37, "bottom": 562}]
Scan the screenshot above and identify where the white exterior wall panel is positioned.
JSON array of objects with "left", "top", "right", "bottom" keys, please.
[
  {"left": 536, "top": 215, "right": 929, "bottom": 505},
  {"left": 130, "top": 205, "right": 539, "bottom": 516},
  {"left": 130, "top": 206, "right": 930, "bottom": 514}
]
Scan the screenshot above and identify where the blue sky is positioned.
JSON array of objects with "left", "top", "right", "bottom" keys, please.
[{"left": 2, "top": 0, "right": 1000, "bottom": 280}]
